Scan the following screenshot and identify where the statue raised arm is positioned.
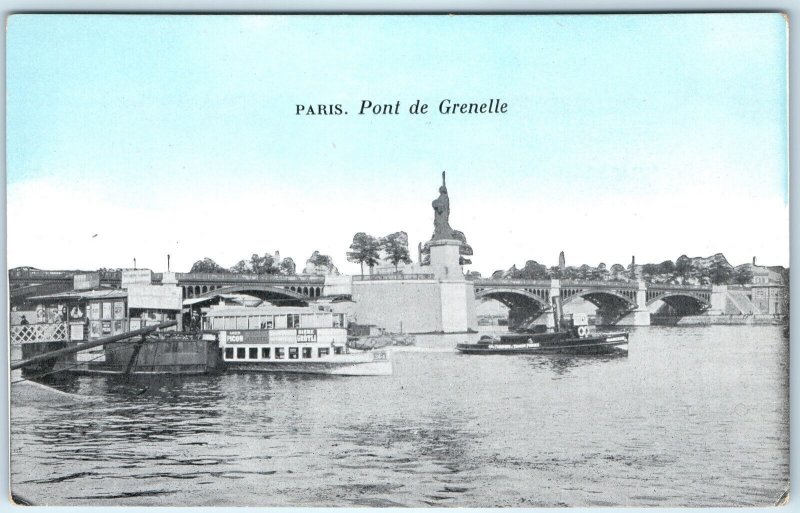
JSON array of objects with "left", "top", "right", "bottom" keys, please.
[{"left": 432, "top": 171, "right": 453, "bottom": 240}]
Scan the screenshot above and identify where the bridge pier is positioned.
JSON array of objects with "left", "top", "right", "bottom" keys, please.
[
  {"left": 614, "top": 281, "right": 650, "bottom": 326},
  {"left": 508, "top": 306, "right": 543, "bottom": 330},
  {"left": 706, "top": 285, "right": 728, "bottom": 316},
  {"left": 615, "top": 309, "right": 651, "bottom": 326}
]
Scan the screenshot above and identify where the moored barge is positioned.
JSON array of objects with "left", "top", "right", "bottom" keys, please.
[{"left": 13, "top": 270, "right": 221, "bottom": 376}]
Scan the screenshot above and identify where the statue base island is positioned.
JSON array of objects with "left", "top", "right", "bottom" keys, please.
[{"left": 348, "top": 172, "right": 477, "bottom": 333}]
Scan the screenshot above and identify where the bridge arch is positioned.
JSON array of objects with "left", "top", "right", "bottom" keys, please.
[
  {"left": 194, "top": 284, "right": 310, "bottom": 306},
  {"left": 561, "top": 289, "right": 637, "bottom": 310},
  {"left": 646, "top": 292, "right": 709, "bottom": 315},
  {"left": 475, "top": 288, "right": 550, "bottom": 330},
  {"left": 475, "top": 288, "right": 549, "bottom": 309}
]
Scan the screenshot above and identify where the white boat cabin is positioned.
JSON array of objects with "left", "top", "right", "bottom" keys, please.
[{"left": 204, "top": 305, "right": 349, "bottom": 363}]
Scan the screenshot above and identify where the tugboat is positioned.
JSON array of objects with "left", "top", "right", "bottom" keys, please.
[{"left": 456, "top": 301, "right": 628, "bottom": 356}]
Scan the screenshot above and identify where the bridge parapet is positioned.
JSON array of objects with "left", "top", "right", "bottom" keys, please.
[
  {"left": 474, "top": 279, "right": 551, "bottom": 287},
  {"left": 561, "top": 280, "right": 637, "bottom": 289},
  {"left": 9, "top": 268, "right": 122, "bottom": 283},
  {"left": 648, "top": 283, "right": 713, "bottom": 291},
  {"left": 353, "top": 274, "right": 435, "bottom": 281},
  {"left": 175, "top": 272, "right": 325, "bottom": 284}
]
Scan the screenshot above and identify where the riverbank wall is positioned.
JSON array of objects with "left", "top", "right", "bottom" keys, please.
[{"left": 652, "top": 314, "right": 785, "bottom": 326}]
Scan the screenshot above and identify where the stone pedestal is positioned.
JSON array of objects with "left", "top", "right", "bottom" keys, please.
[
  {"left": 425, "top": 238, "right": 475, "bottom": 332},
  {"left": 428, "top": 239, "right": 462, "bottom": 279}
]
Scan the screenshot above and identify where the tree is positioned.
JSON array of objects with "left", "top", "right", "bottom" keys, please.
[
  {"left": 248, "top": 253, "right": 276, "bottom": 274},
  {"left": 305, "top": 251, "right": 338, "bottom": 275},
  {"left": 562, "top": 266, "right": 580, "bottom": 280},
  {"left": 308, "top": 251, "right": 334, "bottom": 268},
  {"left": 675, "top": 255, "right": 694, "bottom": 281},
  {"left": 380, "top": 231, "right": 412, "bottom": 273},
  {"left": 230, "top": 259, "right": 250, "bottom": 273},
  {"left": 658, "top": 260, "right": 676, "bottom": 275},
  {"left": 709, "top": 260, "right": 734, "bottom": 285},
  {"left": 641, "top": 263, "right": 660, "bottom": 280},
  {"left": 227, "top": 252, "right": 281, "bottom": 274},
  {"left": 516, "top": 260, "right": 549, "bottom": 280},
  {"left": 733, "top": 266, "right": 754, "bottom": 285},
  {"left": 189, "top": 258, "right": 229, "bottom": 274},
  {"left": 347, "top": 233, "right": 381, "bottom": 277},
  {"left": 278, "top": 257, "right": 296, "bottom": 275},
  {"left": 589, "top": 263, "right": 610, "bottom": 281}
]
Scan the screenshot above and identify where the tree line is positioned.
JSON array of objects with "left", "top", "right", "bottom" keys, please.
[
  {"left": 346, "top": 231, "right": 412, "bottom": 276},
  {"left": 498, "top": 255, "right": 757, "bottom": 286},
  {"left": 189, "top": 250, "right": 336, "bottom": 276}
]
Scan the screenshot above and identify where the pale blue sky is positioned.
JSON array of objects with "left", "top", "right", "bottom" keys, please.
[{"left": 6, "top": 14, "right": 789, "bottom": 273}]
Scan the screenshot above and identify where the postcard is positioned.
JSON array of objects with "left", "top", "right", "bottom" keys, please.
[{"left": 6, "top": 14, "right": 789, "bottom": 507}]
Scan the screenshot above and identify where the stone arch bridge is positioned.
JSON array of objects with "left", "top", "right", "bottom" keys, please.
[
  {"left": 8, "top": 268, "right": 326, "bottom": 307},
  {"left": 473, "top": 278, "right": 716, "bottom": 327}
]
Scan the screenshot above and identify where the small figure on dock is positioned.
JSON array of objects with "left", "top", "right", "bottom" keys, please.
[{"left": 189, "top": 311, "right": 201, "bottom": 333}]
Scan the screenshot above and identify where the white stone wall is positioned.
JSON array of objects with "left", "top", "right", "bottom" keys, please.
[
  {"left": 351, "top": 280, "right": 442, "bottom": 333},
  {"left": 323, "top": 275, "right": 353, "bottom": 296},
  {"left": 350, "top": 279, "right": 476, "bottom": 333},
  {"left": 439, "top": 281, "right": 469, "bottom": 332}
]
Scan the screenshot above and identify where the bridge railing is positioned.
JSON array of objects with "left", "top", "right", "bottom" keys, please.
[
  {"left": 648, "top": 283, "right": 712, "bottom": 291},
  {"left": 473, "top": 278, "right": 714, "bottom": 292},
  {"left": 353, "top": 274, "right": 435, "bottom": 281},
  {"left": 9, "top": 269, "right": 77, "bottom": 280},
  {"left": 474, "top": 279, "right": 552, "bottom": 287},
  {"left": 176, "top": 272, "right": 325, "bottom": 283},
  {"left": 8, "top": 269, "right": 122, "bottom": 281},
  {"left": 561, "top": 280, "right": 637, "bottom": 288}
]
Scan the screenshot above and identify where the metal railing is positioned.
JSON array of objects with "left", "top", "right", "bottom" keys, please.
[
  {"left": 474, "top": 278, "right": 552, "bottom": 287},
  {"left": 648, "top": 283, "right": 712, "bottom": 291},
  {"left": 474, "top": 277, "right": 713, "bottom": 291},
  {"left": 8, "top": 269, "right": 122, "bottom": 281},
  {"left": 561, "top": 280, "right": 638, "bottom": 288},
  {"left": 353, "top": 273, "right": 435, "bottom": 281},
  {"left": 175, "top": 272, "right": 325, "bottom": 283}
]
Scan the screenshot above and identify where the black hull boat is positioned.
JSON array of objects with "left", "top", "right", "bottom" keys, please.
[{"left": 456, "top": 328, "right": 628, "bottom": 356}]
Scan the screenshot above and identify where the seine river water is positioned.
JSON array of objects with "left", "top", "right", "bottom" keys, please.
[{"left": 10, "top": 325, "right": 788, "bottom": 507}]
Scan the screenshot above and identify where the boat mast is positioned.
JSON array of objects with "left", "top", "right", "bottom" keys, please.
[{"left": 551, "top": 297, "right": 559, "bottom": 332}]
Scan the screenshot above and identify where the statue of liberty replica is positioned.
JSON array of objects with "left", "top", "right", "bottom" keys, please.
[{"left": 420, "top": 171, "right": 473, "bottom": 269}]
